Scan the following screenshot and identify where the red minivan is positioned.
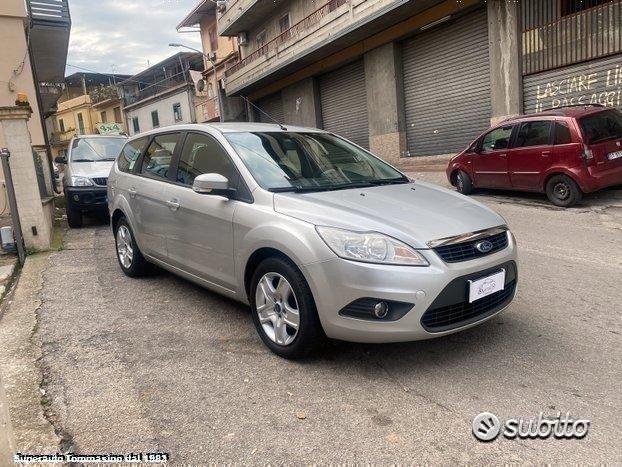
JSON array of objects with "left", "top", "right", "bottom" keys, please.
[{"left": 446, "top": 105, "right": 622, "bottom": 207}]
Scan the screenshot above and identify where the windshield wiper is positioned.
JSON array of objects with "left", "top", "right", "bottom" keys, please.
[
  {"left": 367, "top": 177, "right": 411, "bottom": 185},
  {"left": 71, "top": 159, "right": 95, "bottom": 162}
]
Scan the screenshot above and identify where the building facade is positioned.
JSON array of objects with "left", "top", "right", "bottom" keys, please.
[
  {"left": 0, "top": 0, "right": 70, "bottom": 250},
  {"left": 120, "top": 52, "right": 205, "bottom": 136},
  {"left": 51, "top": 72, "right": 130, "bottom": 157},
  {"left": 177, "top": 0, "right": 246, "bottom": 122},
  {"left": 214, "top": 0, "right": 621, "bottom": 165}
]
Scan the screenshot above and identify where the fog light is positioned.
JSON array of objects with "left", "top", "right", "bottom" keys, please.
[
  {"left": 373, "top": 301, "right": 389, "bottom": 319},
  {"left": 73, "top": 195, "right": 79, "bottom": 201}
]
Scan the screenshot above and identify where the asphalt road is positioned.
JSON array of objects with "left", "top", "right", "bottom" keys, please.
[{"left": 37, "top": 179, "right": 622, "bottom": 464}]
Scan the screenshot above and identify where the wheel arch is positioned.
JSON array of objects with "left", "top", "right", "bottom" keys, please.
[
  {"left": 243, "top": 247, "right": 297, "bottom": 298},
  {"left": 542, "top": 169, "right": 585, "bottom": 193}
]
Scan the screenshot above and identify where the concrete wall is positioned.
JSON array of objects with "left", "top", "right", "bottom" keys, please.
[
  {"left": 488, "top": 0, "right": 521, "bottom": 125},
  {"left": 364, "top": 42, "right": 406, "bottom": 166},
  {"left": 281, "top": 77, "right": 321, "bottom": 128},
  {"left": 124, "top": 88, "right": 195, "bottom": 136},
  {"left": 0, "top": 2, "right": 46, "bottom": 147}
]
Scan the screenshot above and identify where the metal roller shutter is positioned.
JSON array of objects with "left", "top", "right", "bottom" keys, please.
[
  {"left": 402, "top": 9, "right": 491, "bottom": 156},
  {"left": 524, "top": 54, "right": 622, "bottom": 114},
  {"left": 255, "top": 92, "right": 284, "bottom": 124},
  {"left": 320, "top": 60, "right": 369, "bottom": 149}
]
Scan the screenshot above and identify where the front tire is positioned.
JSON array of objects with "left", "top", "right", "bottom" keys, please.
[
  {"left": 114, "top": 217, "right": 148, "bottom": 277},
  {"left": 454, "top": 170, "right": 474, "bottom": 195},
  {"left": 546, "top": 175, "right": 582, "bottom": 207},
  {"left": 250, "top": 257, "right": 324, "bottom": 359}
]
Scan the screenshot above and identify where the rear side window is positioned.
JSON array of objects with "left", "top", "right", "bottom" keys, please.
[
  {"left": 118, "top": 137, "right": 148, "bottom": 173},
  {"left": 579, "top": 110, "right": 622, "bottom": 144},
  {"left": 554, "top": 122, "right": 572, "bottom": 145},
  {"left": 141, "top": 133, "right": 181, "bottom": 180},
  {"left": 515, "top": 121, "right": 552, "bottom": 148}
]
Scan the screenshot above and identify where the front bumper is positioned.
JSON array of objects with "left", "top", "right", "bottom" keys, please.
[
  {"left": 65, "top": 186, "right": 108, "bottom": 211},
  {"left": 302, "top": 232, "right": 518, "bottom": 343}
]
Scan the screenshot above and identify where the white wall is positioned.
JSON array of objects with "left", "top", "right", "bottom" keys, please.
[{"left": 124, "top": 88, "right": 195, "bottom": 136}]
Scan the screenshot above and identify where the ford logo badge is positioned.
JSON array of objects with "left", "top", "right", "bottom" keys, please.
[{"left": 475, "top": 240, "right": 494, "bottom": 253}]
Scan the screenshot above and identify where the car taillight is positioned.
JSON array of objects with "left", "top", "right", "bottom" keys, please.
[{"left": 582, "top": 145, "right": 595, "bottom": 166}]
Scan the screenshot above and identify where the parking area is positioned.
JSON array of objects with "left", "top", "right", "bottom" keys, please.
[{"left": 27, "top": 181, "right": 622, "bottom": 463}]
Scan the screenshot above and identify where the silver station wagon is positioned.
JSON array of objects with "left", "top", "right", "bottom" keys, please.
[{"left": 108, "top": 123, "right": 518, "bottom": 359}]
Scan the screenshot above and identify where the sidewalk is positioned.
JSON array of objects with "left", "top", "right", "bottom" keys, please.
[{"left": 0, "top": 253, "right": 62, "bottom": 460}]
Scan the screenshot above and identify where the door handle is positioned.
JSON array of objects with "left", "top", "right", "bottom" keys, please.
[
  {"left": 499, "top": 153, "right": 507, "bottom": 158},
  {"left": 166, "top": 199, "right": 180, "bottom": 211},
  {"left": 541, "top": 151, "right": 551, "bottom": 157},
  {"left": 128, "top": 187, "right": 137, "bottom": 198}
]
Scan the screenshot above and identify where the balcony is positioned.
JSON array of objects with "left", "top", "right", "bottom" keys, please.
[
  {"left": 27, "top": 0, "right": 71, "bottom": 113},
  {"left": 224, "top": 0, "right": 416, "bottom": 95},
  {"left": 218, "top": 0, "right": 289, "bottom": 37},
  {"left": 122, "top": 71, "right": 191, "bottom": 108}
]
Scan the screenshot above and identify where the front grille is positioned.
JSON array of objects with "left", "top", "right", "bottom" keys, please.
[
  {"left": 92, "top": 177, "right": 108, "bottom": 186},
  {"left": 434, "top": 231, "right": 508, "bottom": 263},
  {"left": 421, "top": 280, "right": 516, "bottom": 332}
]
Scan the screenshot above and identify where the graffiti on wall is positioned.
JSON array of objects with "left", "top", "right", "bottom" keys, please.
[{"left": 532, "top": 63, "right": 622, "bottom": 112}]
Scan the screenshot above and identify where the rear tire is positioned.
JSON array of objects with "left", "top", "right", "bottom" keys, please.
[
  {"left": 546, "top": 174, "right": 582, "bottom": 207},
  {"left": 454, "top": 170, "right": 474, "bottom": 195},
  {"left": 114, "top": 217, "right": 148, "bottom": 277},
  {"left": 66, "top": 201, "right": 83, "bottom": 228},
  {"left": 250, "top": 257, "right": 324, "bottom": 359}
]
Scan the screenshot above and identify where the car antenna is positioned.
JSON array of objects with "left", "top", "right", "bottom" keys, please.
[{"left": 240, "top": 95, "right": 288, "bottom": 131}]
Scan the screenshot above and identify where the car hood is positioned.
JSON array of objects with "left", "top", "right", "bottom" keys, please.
[
  {"left": 273, "top": 182, "right": 506, "bottom": 249},
  {"left": 69, "top": 161, "right": 114, "bottom": 178}
]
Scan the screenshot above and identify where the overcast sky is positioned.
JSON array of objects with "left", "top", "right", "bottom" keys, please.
[{"left": 66, "top": 0, "right": 203, "bottom": 77}]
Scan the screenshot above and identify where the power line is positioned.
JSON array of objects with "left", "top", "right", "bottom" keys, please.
[{"left": 65, "top": 63, "right": 170, "bottom": 89}]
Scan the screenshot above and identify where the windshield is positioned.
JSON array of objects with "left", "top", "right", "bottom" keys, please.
[
  {"left": 580, "top": 109, "right": 622, "bottom": 144},
  {"left": 71, "top": 137, "right": 126, "bottom": 162},
  {"left": 224, "top": 132, "right": 407, "bottom": 192}
]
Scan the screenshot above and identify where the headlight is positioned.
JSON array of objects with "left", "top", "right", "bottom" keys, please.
[
  {"left": 68, "top": 176, "right": 94, "bottom": 187},
  {"left": 315, "top": 226, "right": 429, "bottom": 266}
]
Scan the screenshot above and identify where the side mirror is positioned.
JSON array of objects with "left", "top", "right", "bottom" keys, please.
[
  {"left": 192, "top": 173, "right": 235, "bottom": 198},
  {"left": 54, "top": 156, "right": 67, "bottom": 164}
]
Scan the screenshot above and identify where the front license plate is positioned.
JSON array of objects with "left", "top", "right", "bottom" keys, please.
[
  {"left": 608, "top": 150, "right": 622, "bottom": 161},
  {"left": 468, "top": 269, "right": 505, "bottom": 303}
]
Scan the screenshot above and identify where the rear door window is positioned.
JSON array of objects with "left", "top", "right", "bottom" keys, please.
[
  {"left": 515, "top": 121, "right": 552, "bottom": 148},
  {"left": 141, "top": 133, "right": 181, "bottom": 180},
  {"left": 579, "top": 110, "right": 622, "bottom": 144},
  {"left": 118, "top": 137, "right": 148, "bottom": 173},
  {"left": 554, "top": 121, "right": 572, "bottom": 145}
]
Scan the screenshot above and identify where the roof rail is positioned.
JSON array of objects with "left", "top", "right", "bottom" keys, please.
[{"left": 556, "top": 103, "right": 606, "bottom": 109}]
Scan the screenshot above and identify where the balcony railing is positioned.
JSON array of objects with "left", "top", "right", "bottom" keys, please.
[
  {"left": 123, "top": 71, "right": 191, "bottom": 107},
  {"left": 225, "top": 0, "right": 349, "bottom": 78},
  {"left": 28, "top": 0, "right": 71, "bottom": 26}
]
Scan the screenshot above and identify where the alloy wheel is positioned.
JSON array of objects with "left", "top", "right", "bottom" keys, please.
[
  {"left": 255, "top": 272, "right": 300, "bottom": 346},
  {"left": 116, "top": 225, "right": 134, "bottom": 269}
]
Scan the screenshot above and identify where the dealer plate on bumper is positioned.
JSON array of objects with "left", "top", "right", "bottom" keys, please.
[
  {"left": 468, "top": 269, "right": 505, "bottom": 303},
  {"left": 608, "top": 150, "right": 622, "bottom": 160}
]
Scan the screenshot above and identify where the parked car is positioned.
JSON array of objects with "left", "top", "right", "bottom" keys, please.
[
  {"left": 56, "top": 135, "right": 127, "bottom": 227},
  {"left": 446, "top": 105, "right": 622, "bottom": 207},
  {"left": 108, "top": 123, "right": 517, "bottom": 359}
]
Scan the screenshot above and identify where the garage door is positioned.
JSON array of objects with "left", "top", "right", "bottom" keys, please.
[
  {"left": 524, "top": 54, "right": 622, "bottom": 114},
  {"left": 255, "top": 91, "right": 284, "bottom": 124},
  {"left": 319, "top": 60, "right": 369, "bottom": 149},
  {"left": 402, "top": 9, "right": 491, "bottom": 156}
]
